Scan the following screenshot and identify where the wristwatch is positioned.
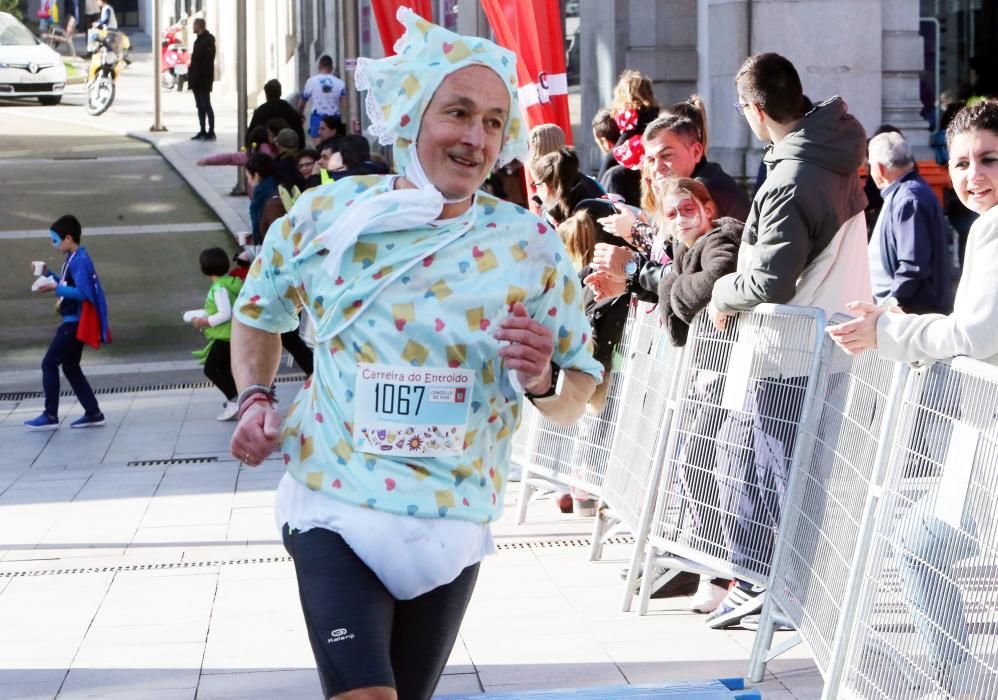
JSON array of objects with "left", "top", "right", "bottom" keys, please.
[
  {"left": 525, "top": 361, "right": 562, "bottom": 401},
  {"left": 623, "top": 254, "right": 640, "bottom": 280}
]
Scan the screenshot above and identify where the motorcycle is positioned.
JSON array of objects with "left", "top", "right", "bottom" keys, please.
[
  {"left": 160, "top": 19, "right": 190, "bottom": 91},
  {"left": 86, "top": 27, "right": 131, "bottom": 116}
]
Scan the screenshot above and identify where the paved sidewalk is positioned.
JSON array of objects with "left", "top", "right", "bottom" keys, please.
[{"left": 1, "top": 384, "right": 822, "bottom": 700}]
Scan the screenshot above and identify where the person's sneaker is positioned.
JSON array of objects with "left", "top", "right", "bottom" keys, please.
[
  {"left": 191, "top": 132, "right": 206, "bottom": 140},
  {"left": 690, "top": 576, "right": 729, "bottom": 614},
  {"left": 71, "top": 413, "right": 105, "bottom": 429},
  {"left": 24, "top": 413, "right": 59, "bottom": 431},
  {"left": 651, "top": 569, "right": 699, "bottom": 598},
  {"left": 740, "top": 613, "right": 795, "bottom": 631},
  {"left": 216, "top": 401, "right": 239, "bottom": 421},
  {"left": 204, "top": 132, "right": 217, "bottom": 141},
  {"left": 705, "top": 583, "right": 766, "bottom": 629}
]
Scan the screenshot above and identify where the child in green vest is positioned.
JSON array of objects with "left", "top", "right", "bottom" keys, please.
[{"left": 185, "top": 247, "right": 243, "bottom": 421}]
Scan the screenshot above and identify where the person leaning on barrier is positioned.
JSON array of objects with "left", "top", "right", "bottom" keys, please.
[
  {"left": 585, "top": 178, "right": 741, "bottom": 346},
  {"left": 866, "top": 131, "right": 954, "bottom": 315},
  {"left": 703, "top": 53, "right": 873, "bottom": 631},
  {"left": 828, "top": 100, "right": 998, "bottom": 700},
  {"left": 554, "top": 203, "right": 632, "bottom": 515},
  {"left": 584, "top": 178, "right": 741, "bottom": 614},
  {"left": 227, "top": 9, "right": 603, "bottom": 698},
  {"left": 598, "top": 111, "right": 751, "bottom": 246}
]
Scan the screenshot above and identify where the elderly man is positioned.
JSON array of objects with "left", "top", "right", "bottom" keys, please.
[
  {"left": 228, "top": 9, "right": 602, "bottom": 699},
  {"left": 867, "top": 131, "right": 953, "bottom": 314}
]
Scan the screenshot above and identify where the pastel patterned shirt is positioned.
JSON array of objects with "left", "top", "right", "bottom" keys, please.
[{"left": 236, "top": 175, "right": 603, "bottom": 523}]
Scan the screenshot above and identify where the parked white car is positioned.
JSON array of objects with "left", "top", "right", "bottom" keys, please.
[{"left": 0, "top": 11, "right": 66, "bottom": 105}]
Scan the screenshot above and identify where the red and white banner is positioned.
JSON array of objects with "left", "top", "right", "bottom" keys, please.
[
  {"left": 370, "top": 0, "right": 433, "bottom": 55},
  {"left": 481, "top": 0, "right": 573, "bottom": 145}
]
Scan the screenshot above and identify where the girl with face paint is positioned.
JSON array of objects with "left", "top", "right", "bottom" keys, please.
[{"left": 659, "top": 179, "right": 716, "bottom": 248}]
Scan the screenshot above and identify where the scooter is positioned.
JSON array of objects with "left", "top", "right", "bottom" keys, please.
[
  {"left": 86, "top": 27, "right": 131, "bottom": 116},
  {"left": 160, "top": 19, "right": 190, "bottom": 91}
]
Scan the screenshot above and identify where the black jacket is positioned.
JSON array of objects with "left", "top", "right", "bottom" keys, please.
[
  {"left": 657, "top": 218, "right": 742, "bottom": 346},
  {"left": 247, "top": 99, "right": 305, "bottom": 151},
  {"left": 692, "top": 158, "right": 751, "bottom": 222},
  {"left": 189, "top": 30, "right": 216, "bottom": 92},
  {"left": 599, "top": 164, "right": 642, "bottom": 208},
  {"left": 712, "top": 96, "right": 868, "bottom": 312}
]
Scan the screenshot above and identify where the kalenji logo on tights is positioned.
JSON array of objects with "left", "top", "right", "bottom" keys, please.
[{"left": 327, "top": 628, "right": 355, "bottom": 644}]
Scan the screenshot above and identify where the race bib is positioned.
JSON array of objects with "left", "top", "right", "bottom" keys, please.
[{"left": 353, "top": 363, "right": 474, "bottom": 457}]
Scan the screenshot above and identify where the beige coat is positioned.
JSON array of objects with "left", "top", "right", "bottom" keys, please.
[{"left": 877, "top": 205, "right": 998, "bottom": 366}]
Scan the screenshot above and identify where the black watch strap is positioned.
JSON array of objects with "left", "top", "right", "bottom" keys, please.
[{"left": 525, "top": 361, "right": 560, "bottom": 400}]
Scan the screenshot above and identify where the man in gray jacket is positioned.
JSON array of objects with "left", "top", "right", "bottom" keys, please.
[{"left": 704, "top": 53, "right": 873, "bottom": 630}]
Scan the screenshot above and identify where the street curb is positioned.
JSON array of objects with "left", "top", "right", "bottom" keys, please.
[{"left": 127, "top": 130, "right": 246, "bottom": 237}]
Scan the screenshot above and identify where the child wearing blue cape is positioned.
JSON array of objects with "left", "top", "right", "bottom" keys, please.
[{"left": 25, "top": 215, "right": 110, "bottom": 431}]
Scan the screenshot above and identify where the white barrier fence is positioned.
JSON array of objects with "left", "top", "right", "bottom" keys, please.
[
  {"left": 510, "top": 303, "right": 998, "bottom": 698},
  {"left": 514, "top": 302, "right": 640, "bottom": 524}
]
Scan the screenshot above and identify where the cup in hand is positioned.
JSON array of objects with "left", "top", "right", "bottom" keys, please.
[{"left": 31, "top": 261, "right": 46, "bottom": 276}]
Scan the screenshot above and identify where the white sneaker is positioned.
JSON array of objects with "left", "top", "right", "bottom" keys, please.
[
  {"left": 216, "top": 400, "right": 239, "bottom": 421},
  {"left": 690, "top": 576, "right": 729, "bottom": 614}
]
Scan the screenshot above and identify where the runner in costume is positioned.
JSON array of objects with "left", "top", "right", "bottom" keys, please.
[{"left": 229, "top": 9, "right": 602, "bottom": 699}]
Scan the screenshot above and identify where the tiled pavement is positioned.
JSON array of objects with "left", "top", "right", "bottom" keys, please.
[{"left": 0, "top": 385, "right": 823, "bottom": 700}]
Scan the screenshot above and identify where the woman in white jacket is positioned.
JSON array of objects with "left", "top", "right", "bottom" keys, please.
[{"left": 829, "top": 99, "right": 998, "bottom": 700}]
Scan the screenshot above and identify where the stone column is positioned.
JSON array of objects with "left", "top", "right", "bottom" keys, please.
[
  {"left": 578, "top": 0, "right": 697, "bottom": 172},
  {"left": 881, "top": 0, "right": 931, "bottom": 156},
  {"left": 697, "top": 0, "right": 752, "bottom": 179},
  {"left": 700, "top": 0, "right": 884, "bottom": 179}
]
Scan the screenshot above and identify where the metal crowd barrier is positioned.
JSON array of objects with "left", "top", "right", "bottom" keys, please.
[
  {"left": 587, "top": 302, "right": 686, "bottom": 609},
  {"left": 748, "top": 324, "right": 909, "bottom": 684},
  {"left": 833, "top": 358, "right": 998, "bottom": 700},
  {"left": 510, "top": 298, "right": 998, "bottom": 697},
  {"left": 634, "top": 305, "right": 827, "bottom": 615},
  {"left": 515, "top": 303, "right": 639, "bottom": 524}
]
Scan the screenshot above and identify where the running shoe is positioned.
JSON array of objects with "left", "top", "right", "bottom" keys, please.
[
  {"left": 217, "top": 401, "right": 239, "bottom": 421},
  {"left": 705, "top": 583, "right": 766, "bottom": 629},
  {"left": 690, "top": 576, "right": 729, "bottom": 614},
  {"left": 24, "top": 413, "right": 59, "bottom": 431},
  {"left": 71, "top": 413, "right": 105, "bottom": 429}
]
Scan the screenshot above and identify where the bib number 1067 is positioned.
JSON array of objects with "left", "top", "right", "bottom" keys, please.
[{"left": 373, "top": 383, "right": 425, "bottom": 417}]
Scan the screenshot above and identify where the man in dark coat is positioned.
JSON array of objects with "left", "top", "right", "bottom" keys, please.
[
  {"left": 247, "top": 80, "right": 305, "bottom": 151},
  {"left": 189, "top": 18, "right": 216, "bottom": 140},
  {"left": 866, "top": 131, "right": 953, "bottom": 314}
]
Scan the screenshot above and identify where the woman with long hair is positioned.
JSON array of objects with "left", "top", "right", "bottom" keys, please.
[{"left": 529, "top": 146, "right": 605, "bottom": 226}]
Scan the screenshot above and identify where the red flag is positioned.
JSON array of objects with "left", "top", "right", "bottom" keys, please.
[
  {"left": 370, "top": 0, "right": 433, "bottom": 55},
  {"left": 481, "top": 0, "right": 572, "bottom": 145}
]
